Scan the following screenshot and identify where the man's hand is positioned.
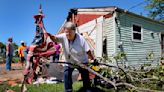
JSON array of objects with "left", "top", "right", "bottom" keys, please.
[
  {"left": 48, "top": 33, "right": 58, "bottom": 42},
  {"left": 91, "top": 59, "right": 99, "bottom": 66}
]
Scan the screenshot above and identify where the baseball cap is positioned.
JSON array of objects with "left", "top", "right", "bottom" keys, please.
[{"left": 20, "top": 40, "right": 24, "bottom": 44}]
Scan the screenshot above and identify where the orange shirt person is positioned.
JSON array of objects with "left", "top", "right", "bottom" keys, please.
[{"left": 18, "top": 41, "right": 27, "bottom": 66}]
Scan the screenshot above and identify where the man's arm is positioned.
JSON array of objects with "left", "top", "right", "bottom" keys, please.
[
  {"left": 6, "top": 43, "right": 9, "bottom": 56},
  {"left": 18, "top": 47, "right": 21, "bottom": 57},
  {"left": 82, "top": 36, "right": 95, "bottom": 61},
  {"left": 87, "top": 50, "right": 99, "bottom": 65},
  {"left": 48, "top": 33, "right": 59, "bottom": 42}
]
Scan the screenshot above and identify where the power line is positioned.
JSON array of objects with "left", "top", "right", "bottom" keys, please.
[
  {"left": 127, "top": 0, "right": 147, "bottom": 11},
  {"left": 118, "top": 0, "right": 148, "bottom": 18}
]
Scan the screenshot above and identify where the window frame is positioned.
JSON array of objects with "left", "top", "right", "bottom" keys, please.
[{"left": 131, "top": 23, "right": 143, "bottom": 42}]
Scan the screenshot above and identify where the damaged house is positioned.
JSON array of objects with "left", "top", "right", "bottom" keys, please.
[{"left": 58, "top": 6, "right": 164, "bottom": 67}]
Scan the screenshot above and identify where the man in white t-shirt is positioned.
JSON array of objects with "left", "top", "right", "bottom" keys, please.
[{"left": 50, "top": 22, "right": 95, "bottom": 92}]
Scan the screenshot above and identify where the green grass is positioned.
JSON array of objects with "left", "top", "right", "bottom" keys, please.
[
  {"left": 12, "top": 56, "right": 19, "bottom": 63},
  {"left": 1, "top": 80, "right": 163, "bottom": 92},
  {"left": 26, "top": 82, "right": 84, "bottom": 92},
  {"left": 0, "top": 81, "right": 117, "bottom": 92},
  {"left": 1, "top": 65, "right": 163, "bottom": 92}
]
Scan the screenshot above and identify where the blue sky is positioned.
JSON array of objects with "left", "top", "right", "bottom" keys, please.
[{"left": 0, "top": 0, "right": 148, "bottom": 46}]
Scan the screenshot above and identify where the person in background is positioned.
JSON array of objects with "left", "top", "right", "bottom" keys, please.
[
  {"left": 6, "top": 37, "right": 14, "bottom": 71},
  {"left": 50, "top": 42, "right": 61, "bottom": 63},
  {"left": 18, "top": 41, "right": 27, "bottom": 67},
  {"left": 49, "top": 22, "right": 96, "bottom": 92}
]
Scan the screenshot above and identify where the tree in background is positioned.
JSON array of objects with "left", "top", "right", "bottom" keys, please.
[
  {"left": 0, "top": 42, "right": 6, "bottom": 59},
  {"left": 12, "top": 42, "right": 18, "bottom": 50},
  {"left": 0, "top": 42, "right": 5, "bottom": 49},
  {"left": 145, "top": 0, "right": 164, "bottom": 22},
  {"left": 12, "top": 42, "right": 19, "bottom": 57},
  {"left": 0, "top": 42, "right": 19, "bottom": 57},
  {"left": 0, "top": 42, "right": 5, "bottom": 54}
]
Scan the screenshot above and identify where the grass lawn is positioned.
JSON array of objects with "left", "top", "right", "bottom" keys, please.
[{"left": 0, "top": 81, "right": 116, "bottom": 92}]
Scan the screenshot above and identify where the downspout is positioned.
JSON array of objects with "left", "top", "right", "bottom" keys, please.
[{"left": 113, "top": 11, "right": 117, "bottom": 55}]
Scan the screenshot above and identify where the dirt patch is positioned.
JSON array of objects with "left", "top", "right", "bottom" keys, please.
[
  {"left": 0, "top": 62, "right": 79, "bottom": 86},
  {"left": 0, "top": 63, "right": 24, "bottom": 86}
]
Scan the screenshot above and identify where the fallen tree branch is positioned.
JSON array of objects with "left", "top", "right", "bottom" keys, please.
[
  {"left": 98, "top": 63, "right": 129, "bottom": 82},
  {"left": 41, "top": 58, "right": 164, "bottom": 92},
  {"left": 115, "top": 82, "right": 163, "bottom": 92},
  {"left": 41, "top": 58, "right": 117, "bottom": 89},
  {"left": 141, "top": 78, "right": 159, "bottom": 82},
  {"left": 115, "top": 82, "right": 135, "bottom": 88},
  {"left": 127, "top": 70, "right": 152, "bottom": 74}
]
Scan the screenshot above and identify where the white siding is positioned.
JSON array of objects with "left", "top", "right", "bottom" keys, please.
[{"left": 104, "top": 16, "right": 116, "bottom": 57}]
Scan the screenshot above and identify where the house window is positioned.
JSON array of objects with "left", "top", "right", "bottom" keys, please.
[{"left": 132, "top": 24, "right": 142, "bottom": 41}]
